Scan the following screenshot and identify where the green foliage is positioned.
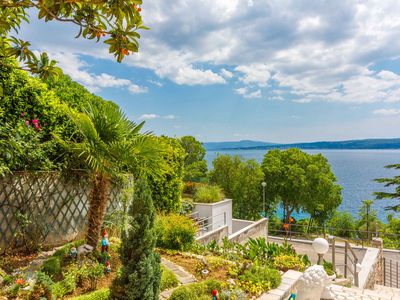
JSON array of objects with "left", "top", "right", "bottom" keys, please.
[
  {"left": 238, "top": 266, "right": 281, "bottom": 296},
  {"left": 155, "top": 213, "right": 197, "bottom": 251},
  {"left": 111, "top": 178, "right": 161, "bottom": 300},
  {"left": 272, "top": 255, "right": 305, "bottom": 271},
  {"left": 51, "top": 267, "right": 77, "bottom": 299},
  {"left": 375, "top": 164, "right": 400, "bottom": 211},
  {"left": 180, "top": 198, "right": 194, "bottom": 215},
  {"left": 327, "top": 212, "right": 356, "bottom": 237},
  {"left": 323, "top": 260, "right": 335, "bottom": 276},
  {"left": 169, "top": 279, "right": 222, "bottom": 300},
  {"left": 193, "top": 184, "right": 224, "bottom": 203},
  {"left": 180, "top": 135, "right": 208, "bottom": 182},
  {"left": 262, "top": 148, "right": 342, "bottom": 223},
  {"left": 210, "top": 155, "right": 265, "bottom": 220},
  {"left": 160, "top": 266, "right": 179, "bottom": 291},
  {"left": 41, "top": 257, "right": 62, "bottom": 278},
  {"left": 1, "top": 0, "right": 146, "bottom": 78},
  {"left": 148, "top": 136, "right": 185, "bottom": 213},
  {"left": 70, "top": 288, "right": 110, "bottom": 300}
]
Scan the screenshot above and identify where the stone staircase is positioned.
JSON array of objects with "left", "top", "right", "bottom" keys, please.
[{"left": 327, "top": 284, "right": 400, "bottom": 300}]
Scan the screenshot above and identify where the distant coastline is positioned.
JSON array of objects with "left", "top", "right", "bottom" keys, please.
[{"left": 204, "top": 138, "right": 400, "bottom": 151}]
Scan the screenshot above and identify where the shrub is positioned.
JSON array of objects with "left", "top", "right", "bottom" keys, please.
[
  {"left": 238, "top": 266, "right": 281, "bottom": 295},
  {"left": 328, "top": 212, "right": 356, "bottom": 238},
  {"left": 41, "top": 257, "right": 62, "bottom": 278},
  {"left": 193, "top": 185, "right": 224, "bottom": 203},
  {"left": 180, "top": 198, "right": 194, "bottom": 215},
  {"left": 70, "top": 288, "right": 110, "bottom": 300},
  {"left": 323, "top": 260, "right": 335, "bottom": 276},
  {"left": 272, "top": 255, "right": 305, "bottom": 272},
  {"left": 169, "top": 279, "right": 222, "bottom": 300},
  {"left": 155, "top": 213, "right": 197, "bottom": 250},
  {"left": 160, "top": 266, "right": 179, "bottom": 291},
  {"left": 111, "top": 178, "right": 161, "bottom": 300}
]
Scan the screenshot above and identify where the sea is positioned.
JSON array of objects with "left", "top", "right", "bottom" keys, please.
[{"left": 205, "top": 149, "right": 400, "bottom": 222}]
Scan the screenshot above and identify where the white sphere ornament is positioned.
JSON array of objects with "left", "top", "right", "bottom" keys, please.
[{"left": 312, "top": 238, "right": 329, "bottom": 255}]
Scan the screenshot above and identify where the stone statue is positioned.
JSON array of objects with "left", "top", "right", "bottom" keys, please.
[{"left": 296, "top": 265, "right": 335, "bottom": 300}]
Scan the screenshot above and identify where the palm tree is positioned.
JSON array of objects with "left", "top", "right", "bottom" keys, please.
[{"left": 58, "top": 102, "right": 163, "bottom": 248}]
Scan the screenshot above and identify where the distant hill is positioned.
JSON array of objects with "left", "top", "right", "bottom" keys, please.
[
  {"left": 204, "top": 138, "right": 400, "bottom": 150},
  {"left": 203, "top": 140, "right": 278, "bottom": 150}
]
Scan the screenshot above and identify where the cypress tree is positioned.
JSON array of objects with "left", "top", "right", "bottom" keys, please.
[{"left": 111, "top": 178, "right": 161, "bottom": 299}]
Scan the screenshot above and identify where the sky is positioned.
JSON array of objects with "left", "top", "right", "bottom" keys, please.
[{"left": 18, "top": 0, "right": 400, "bottom": 143}]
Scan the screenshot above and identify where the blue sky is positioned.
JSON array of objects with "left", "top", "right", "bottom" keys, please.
[{"left": 19, "top": 0, "right": 400, "bottom": 142}]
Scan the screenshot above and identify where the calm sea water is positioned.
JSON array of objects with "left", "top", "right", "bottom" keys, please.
[{"left": 205, "top": 149, "right": 400, "bottom": 221}]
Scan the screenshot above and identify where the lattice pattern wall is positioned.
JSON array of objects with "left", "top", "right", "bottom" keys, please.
[{"left": 0, "top": 171, "right": 125, "bottom": 253}]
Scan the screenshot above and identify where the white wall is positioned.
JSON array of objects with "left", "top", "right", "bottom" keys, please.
[
  {"left": 194, "top": 199, "right": 233, "bottom": 234},
  {"left": 232, "top": 219, "right": 255, "bottom": 233}
]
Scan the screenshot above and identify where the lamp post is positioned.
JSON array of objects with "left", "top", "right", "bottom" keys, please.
[
  {"left": 312, "top": 237, "right": 329, "bottom": 265},
  {"left": 261, "top": 181, "right": 266, "bottom": 217}
]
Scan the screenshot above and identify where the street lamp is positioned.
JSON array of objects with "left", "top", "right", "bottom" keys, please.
[
  {"left": 261, "top": 182, "right": 267, "bottom": 217},
  {"left": 312, "top": 237, "right": 329, "bottom": 265}
]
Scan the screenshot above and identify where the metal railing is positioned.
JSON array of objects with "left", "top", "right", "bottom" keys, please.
[
  {"left": 269, "top": 222, "right": 400, "bottom": 248},
  {"left": 192, "top": 212, "right": 227, "bottom": 236},
  {"left": 383, "top": 258, "right": 400, "bottom": 288},
  {"left": 330, "top": 236, "right": 360, "bottom": 287}
]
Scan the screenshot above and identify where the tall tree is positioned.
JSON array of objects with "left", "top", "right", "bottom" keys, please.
[
  {"left": 58, "top": 102, "right": 163, "bottom": 248},
  {"left": 180, "top": 135, "right": 208, "bottom": 182},
  {"left": 148, "top": 136, "right": 185, "bottom": 213},
  {"left": 111, "top": 178, "right": 161, "bottom": 300},
  {"left": 375, "top": 164, "right": 400, "bottom": 211},
  {"left": 0, "top": 0, "right": 146, "bottom": 78},
  {"left": 261, "top": 148, "right": 342, "bottom": 223},
  {"left": 210, "top": 155, "right": 265, "bottom": 220}
]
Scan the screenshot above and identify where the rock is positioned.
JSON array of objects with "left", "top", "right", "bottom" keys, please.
[{"left": 77, "top": 244, "right": 94, "bottom": 258}]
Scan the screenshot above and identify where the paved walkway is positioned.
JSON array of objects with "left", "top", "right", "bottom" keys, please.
[
  {"left": 159, "top": 257, "right": 197, "bottom": 299},
  {"left": 327, "top": 284, "right": 400, "bottom": 300}
]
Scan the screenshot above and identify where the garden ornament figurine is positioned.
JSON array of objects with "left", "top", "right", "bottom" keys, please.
[
  {"left": 296, "top": 265, "right": 335, "bottom": 300},
  {"left": 69, "top": 247, "right": 77, "bottom": 259},
  {"left": 101, "top": 229, "right": 110, "bottom": 252},
  {"left": 104, "top": 261, "right": 111, "bottom": 274},
  {"left": 212, "top": 289, "right": 219, "bottom": 300}
]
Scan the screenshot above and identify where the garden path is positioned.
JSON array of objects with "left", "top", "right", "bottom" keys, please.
[{"left": 159, "top": 257, "right": 197, "bottom": 299}]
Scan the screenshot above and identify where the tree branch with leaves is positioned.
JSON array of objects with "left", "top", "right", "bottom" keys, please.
[{"left": 0, "top": 0, "right": 147, "bottom": 79}]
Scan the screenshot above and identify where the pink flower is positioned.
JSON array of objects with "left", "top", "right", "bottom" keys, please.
[
  {"left": 25, "top": 120, "right": 30, "bottom": 125},
  {"left": 32, "top": 119, "right": 39, "bottom": 124},
  {"left": 21, "top": 112, "right": 26, "bottom": 117}
]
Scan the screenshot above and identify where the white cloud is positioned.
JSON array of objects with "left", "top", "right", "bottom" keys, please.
[
  {"left": 20, "top": 0, "right": 400, "bottom": 102},
  {"left": 52, "top": 52, "right": 148, "bottom": 94},
  {"left": 220, "top": 68, "right": 233, "bottom": 79},
  {"left": 235, "top": 87, "right": 261, "bottom": 99},
  {"left": 235, "top": 64, "right": 271, "bottom": 87},
  {"left": 139, "top": 114, "right": 177, "bottom": 120},
  {"left": 373, "top": 108, "right": 400, "bottom": 116}
]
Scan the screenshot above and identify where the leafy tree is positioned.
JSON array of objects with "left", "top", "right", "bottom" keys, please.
[
  {"left": 262, "top": 149, "right": 342, "bottom": 223},
  {"left": 179, "top": 135, "right": 208, "bottom": 182},
  {"left": 357, "top": 200, "right": 379, "bottom": 240},
  {"left": 327, "top": 212, "right": 355, "bottom": 238},
  {"left": 375, "top": 164, "right": 400, "bottom": 211},
  {"left": 0, "top": 0, "right": 147, "bottom": 78},
  {"left": 148, "top": 136, "right": 185, "bottom": 213},
  {"left": 58, "top": 102, "right": 163, "bottom": 247},
  {"left": 210, "top": 155, "right": 265, "bottom": 220},
  {"left": 111, "top": 178, "right": 161, "bottom": 300}
]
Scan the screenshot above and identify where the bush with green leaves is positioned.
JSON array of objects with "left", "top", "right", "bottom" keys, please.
[
  {"left": 155, "top": 213, "right": 197, "bottom": 250},
  {"left": 70, "top": 288, "right": 110, "bottom": 300},
  {"left": 111, "top": 179, "right": 161, "bottom": 300},
  {"left": 180, "top": 198, "right": 195, "bottom": 215},
  {"left": 327, "top": 212, "right": 356, "bottom": 238},
  {"left": 41, "top": 256, "right": 62, "bottom": 278},
  {"left": 238, "top": 266, "right": 281, "bottom": 296},
  {"left": 193, "top": 185, "right": 224, "bottom": 203},
  {"left": 272, "top": 254, "right": 305, "bottom": 272},
  {"left": 160, "top": 266, "right": 179, "bottom": 291},
  {"left": 169, "top": 279, "right": 222, "bottom": 300}
]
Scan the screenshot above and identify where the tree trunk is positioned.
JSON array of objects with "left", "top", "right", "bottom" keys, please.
[{"left": 86, "top": 172, "right": 111, "bottom": 249}]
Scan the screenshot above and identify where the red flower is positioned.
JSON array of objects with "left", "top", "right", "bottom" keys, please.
[{"left": 32, "top": 119, "right": 39, "bottom": 124}]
